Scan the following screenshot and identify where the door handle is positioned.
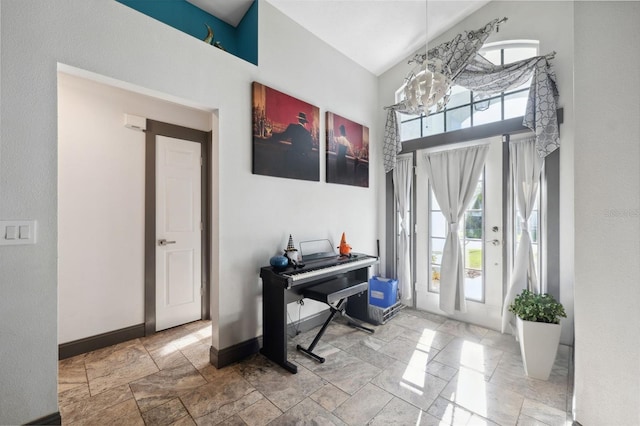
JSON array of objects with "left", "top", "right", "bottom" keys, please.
[
  {"left": 158, "top": 239, "right": 176, "bottom": 246},
  {"left": 487, "top": 239, "right": 500, "bottom": 246}
]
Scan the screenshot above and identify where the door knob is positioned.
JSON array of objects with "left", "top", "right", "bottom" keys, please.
[
  {"left": 487, "top": 239, "right": 500, "bottom": 246},
  {"left": 158, "top": 239, "right": 176, "bottom": 246}
]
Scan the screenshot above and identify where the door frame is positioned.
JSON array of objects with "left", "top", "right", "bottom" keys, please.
[
  {"left": 413, "top": 136, "right": 504, "bottom": 329},
  {"left": 144, "top": 119, "right": 212, "bottom": 335},
  {"left": 385, "top": 110, "right": 563, "bottom": 312}
]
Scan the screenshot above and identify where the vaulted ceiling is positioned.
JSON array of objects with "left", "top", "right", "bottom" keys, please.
[{"left": 188, "top": 0, "right": 492, "bottom": 76}]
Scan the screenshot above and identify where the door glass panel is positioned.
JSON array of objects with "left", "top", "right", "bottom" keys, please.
[
  {"left": 431, "top": 237, "right": 445, "bottom": 265},
  {"left": 428, "top": 171, "right": 484, "bottom": 301},
  {"left": 431, "top": 213, "right": 447, "bottom": 238},
  {"left": 431, "top": 265, "right": 441, "bottom": 292},
  {"left": 416, "top": 137, "right": 502, "bottom": 330}
]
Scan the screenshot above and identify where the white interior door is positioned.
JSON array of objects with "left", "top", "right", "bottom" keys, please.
[
  {"left": 415, "top": 137, "right": 503, "bottom": 330},
  {"left": 156, "top": 135, "right": 202, "bottom": 331}
]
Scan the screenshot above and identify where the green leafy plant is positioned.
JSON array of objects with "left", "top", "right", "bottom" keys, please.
[{"left": 508, "top": 289, "right": 567, "bottom": 324}]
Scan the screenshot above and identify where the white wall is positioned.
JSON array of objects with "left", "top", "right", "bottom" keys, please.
[
  {"left": 0, "top": 0, "right": 379, "bottom": 423},
  {"left": 573, "top": 2, "right": 640, "bottom": 423},
  {"left": 378, "top": 1, "right": 575, "bottom": 344},
  {"left": 57, "top": 72, "right": 212, "bottom": 343}
]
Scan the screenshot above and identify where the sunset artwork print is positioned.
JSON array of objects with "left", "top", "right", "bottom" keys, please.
[
  {"left": 326, "top": 112, "right": 369, "bottom": 187},
  {"left": 252, "top": 82, "right": 320, "bottom": 181}
]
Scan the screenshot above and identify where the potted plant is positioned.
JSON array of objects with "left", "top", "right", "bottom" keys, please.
[{"left": 508, "top": 289, "right": 567, "bottom": 380}]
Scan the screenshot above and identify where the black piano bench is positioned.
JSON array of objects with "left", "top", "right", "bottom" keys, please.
[{"left": 296, "top": 276, "right": 374, "bottom": 363}]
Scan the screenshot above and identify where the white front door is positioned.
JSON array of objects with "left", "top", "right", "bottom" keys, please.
[
  {"left": 415, "top": 136, "right": 504, "bottom": 330},
  {"left": 156, "top": 135, "right": 202, "bottom": 331}
]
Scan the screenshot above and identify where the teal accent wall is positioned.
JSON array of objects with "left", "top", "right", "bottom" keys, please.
[
  {"left": 116, "top": 0, "right": 257, "bottom": 65},
  {"left": 237, "top": 1, "right": 258, "bottom": 66}
]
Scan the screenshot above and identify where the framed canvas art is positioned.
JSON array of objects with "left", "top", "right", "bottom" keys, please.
[
  {"left": 252, "top": 82, "right": 320, "bottom": 181},
  {"left": 326, "top": 112, "right": 369, "bottom": 187}
]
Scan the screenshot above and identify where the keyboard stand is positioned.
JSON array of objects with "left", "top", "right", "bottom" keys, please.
[{"left": 296, "top": 277, "right": 374, "bottom": 363}]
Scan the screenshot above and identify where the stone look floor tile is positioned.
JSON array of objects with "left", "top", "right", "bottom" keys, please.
[
  {"left": 57, "top": 314, "right": 571, "bottom": 425},
  {"left": 367, "top": 322, "right": 407, "bottom": 343},
  {"left": 333, "top": 382, "right": 393, "bottom": 425},
  {"left": 437, "top": 319, "right": 490, "bottom": 342},
  {"left": 308, "top": 349, "right": 381, "bottom": 395},
  {"left": 343, "top": 337, "right": 397, "bottom": 369},
  {"left": 269, "top": 397, "right": 346, "bottom": 426},
  {"left": 426, "top": 396, "right": 474, "bottom": 424},
  {"left": 58, "top": 382, "right": 91, "bottom": 409},
  {"left": 480, "top": 329, "right": 522, "bottom": 355},
  {"left": 309, "top": 382, "right": 350, "bottom": 412},
  {"left": 379, "top": 335, "right": 440, "bottom": 366},
  {"left": 193, "top": 389, "right": 263, "bottom": 425},
  {"left": 141, "top": 398, "right": 192, "bottom": 426},
  {"left": 368, "top": 396, "right": 425, "bottom": 425},
  {"left": 68, "top": 397, "right": 144, "bottom": 426},
  {"left": 84, "top": 340, "right": 159, "bottom": 396},
  {"left": 237, "top": 397, "right": 282, "bottom": 426},
  {"left": 148, "top": 343, "right": 193, "bottom": 371},
  {"left": 238, "top": 355, "right": 326, "bottom": 412},
  {"left": 399, "top": 327, "right": 457, "bottom": 352},
  {"left": 440, "top": 367, "right": 524, "bottom": 425},
  {"left": 490, "top": 351, "right": 569, "bottom": 412},
  {"left": 371, "top": 360, "right": 448, "bottom": 411},
  {"left": 433, "top": 337, "right": 505, "bottom": 380},
  {"left": 58, "top": 354, "right": 88, "bottom": 393},
  {"left": 519, "top": 397, "right": 568, "bottom": 425},
  {"left": 392, "top": 312, "right": 444, "bottom": 334},
  {"left": 129, "top": 363, "right": 207, "bottom": 412},
  {"left": 180, "top": 371, "right": 256, "bottom": 419},
  {"left": 180, "top": 340, "right": 214, "bottom": 371},
  {"left": 60, "top": 384, "right": 135, "bottom": 424}
]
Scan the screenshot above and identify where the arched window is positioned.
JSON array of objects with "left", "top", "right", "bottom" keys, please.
[{"left": 396, "top": 40, "right": 539, "bottom": 141}]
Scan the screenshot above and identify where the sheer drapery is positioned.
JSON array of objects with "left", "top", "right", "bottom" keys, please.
[
  {"left": 424, "top": 144, "right": 490, "bottom": 314},
  {"left": 393, "top": 156, "right": 413, "bottom": 302},
  {"left": 501, "top": 137, "right": 544, "bottom": 333}
]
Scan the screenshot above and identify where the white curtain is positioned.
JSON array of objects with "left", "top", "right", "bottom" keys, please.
[
  {"left": 501, "top": 137, "right": 544, "bottom": 333},
  {"left": 424, "top": 144, "right": 490, "bottom": 314},
  {"left": 393, "top": 156, "right": 413, "bottom": 303}
]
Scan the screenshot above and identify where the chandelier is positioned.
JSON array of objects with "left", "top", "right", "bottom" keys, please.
[
  {"left": 403, "top": 54, "right": 452, "bottom": 117},
  {"left": 402, "top": 0, "right": 453, "bottom": 118}
]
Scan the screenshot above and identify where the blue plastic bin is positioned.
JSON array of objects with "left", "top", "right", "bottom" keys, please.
[{"left": 368, "top": 276, "right": 398, "bottom": 308}]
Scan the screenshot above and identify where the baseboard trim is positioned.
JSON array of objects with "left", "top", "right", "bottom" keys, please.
[
  {"left": 59, "top": 324, "right": 145, "bottom": 360},
  {"left": 210, "top": 337, "right": 262, "bottom": 368},
  {"left": 287, "top": 309, "right": 331, "bottom": 336},
  {"left": 209, "top": 310, "right": 330, "bottom": 368},
  {"left": 25, "top": 411, "right": 61, "bottom": 425}
]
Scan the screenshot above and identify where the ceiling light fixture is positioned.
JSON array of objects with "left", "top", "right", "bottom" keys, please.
[{"left": 402, "top": 1, "right": 452, "bottom": 117}]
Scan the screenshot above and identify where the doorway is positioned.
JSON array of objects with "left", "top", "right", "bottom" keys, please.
[
  {"left": 144, "top": 119, "right": 212, "bottom": 334},
  {"left": 414, "top": 136, "right": 505, "bottom": 330}
]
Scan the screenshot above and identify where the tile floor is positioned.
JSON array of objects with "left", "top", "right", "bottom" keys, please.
[{"left": 58, "top": 308, "right": 573, "bottom": 425}]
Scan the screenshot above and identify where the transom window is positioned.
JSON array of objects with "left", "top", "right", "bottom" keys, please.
[{"left": 397, "top": 40, "right": 540, "bottom": 141}]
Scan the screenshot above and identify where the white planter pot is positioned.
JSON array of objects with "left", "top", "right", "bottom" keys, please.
[{"left": 516, "top": 317, "right": 561, "bottom": 380}]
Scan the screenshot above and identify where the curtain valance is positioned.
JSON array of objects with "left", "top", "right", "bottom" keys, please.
[{"left": 383, "top": 18, "right": 560, "bottom": 172}]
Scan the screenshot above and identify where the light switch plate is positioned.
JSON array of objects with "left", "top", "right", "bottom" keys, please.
[{"left": 0, "top": 220, "right": 37, "bottom": 245}]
